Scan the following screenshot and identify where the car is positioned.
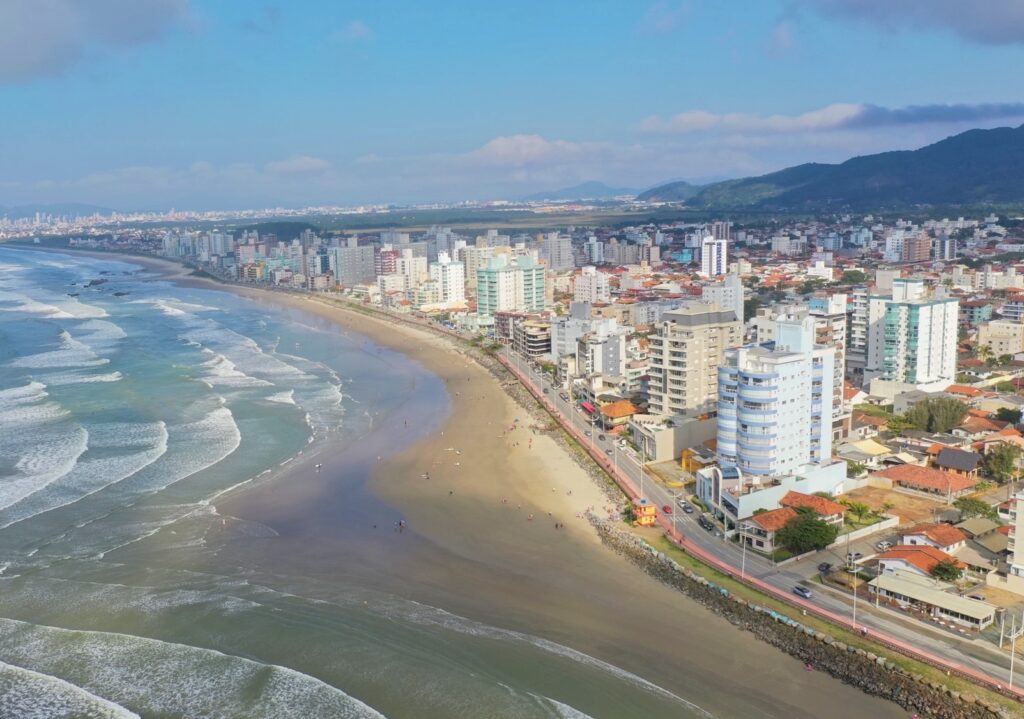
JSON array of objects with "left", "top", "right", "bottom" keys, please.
[
  {"left": 584, "top": 430, "right": 592, "bottom": 437},
  {"left": 875, "top": 541, "right": 892, "bottom": 552},
  {"left": 605, "top": 448, "right": 613, "bottom": 455},
  {"left": 682, "top": 504, "right": 694, "bottom": 514},
  {"left": 792, "top": 586, "right": 813, "bottom": 599},
  {"left": 846, "top": 551, "right": 863, "bottom": 561},
  {"left": 662, "top": 505, "right": 673, "bottom": 514},
  {"left": 967, "top": 594, "right": 986, "bottom": 601},
  {"left": 542, "top": 388, "right": 549, "bottom": 394},
  {"left": 559, "top": 393, "right": 569, "bottom": 401},
  {"left": 699, "top": 518, "right": 714, "bottom": 531},
  {"left": 817, "top": 562, "right": 833, "bottom": 574},
  {"left": 598, "top": 434, "right": 606, "bottom": 441}
]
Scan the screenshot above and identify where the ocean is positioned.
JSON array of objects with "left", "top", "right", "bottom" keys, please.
[{"left": 0, "top": 247, "right": 727, "bottom": 719}]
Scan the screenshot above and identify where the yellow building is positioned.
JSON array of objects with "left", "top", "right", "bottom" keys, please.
[{"left": 633, "top": 497, "right": 657, "bottom": 527}]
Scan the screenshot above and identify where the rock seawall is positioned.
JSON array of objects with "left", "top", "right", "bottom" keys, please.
[{"left": 591, "top": 516, "right": 1014, "bottom": 719}]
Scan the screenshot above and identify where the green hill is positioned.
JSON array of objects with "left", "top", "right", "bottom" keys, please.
[{"left": 640, "top": 124, "right": 1024, "bottom": 210}]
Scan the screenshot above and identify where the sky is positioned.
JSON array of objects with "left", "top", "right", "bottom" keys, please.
[{"left": 2, "top": 0, "right": 1024, "bottom": 211}]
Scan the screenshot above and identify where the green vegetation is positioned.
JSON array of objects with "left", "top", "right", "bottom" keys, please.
[
  {"left": 846, "top": 461, "right": 868, "bottom": 478},
  {"left": 840, "top": 499, "right": 873, "bottom": 523},
  {"left": 743, "top": 297, "right": 761, "bottom": 322},
  {"left": 840, "top": 269, "right": 867, "bottom": 284},
  {"left": 930, "top": 560, "right": 963, "bottom": 582},
  {"left": 984, "top": 442, "right": 1022, "bottom": 484},
  {"left": 853, "top": 403, "right": 893, "bottom": 419},
  {"left": 897, "top": 397, "right": 969, "bottom": 434},
  {"left": 776, "top": 510, "right": 840, "bottom": 554},
  {"left": 953, "top": 496, "right": 997, "bottom": 520},
  {"left": 995, "top": 407, "right": 1022, "bottom": 423}
]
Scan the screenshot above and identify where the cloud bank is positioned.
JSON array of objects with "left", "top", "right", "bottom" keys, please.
[
  {"left": 0, "top": 0, "right": 192, "bottom": 84},
  {"left": 802, "top": 0, "right": 1024, "bottom": 45},
  {"left": 642, "top": 102, "right": 1024, "bottom": 134}
]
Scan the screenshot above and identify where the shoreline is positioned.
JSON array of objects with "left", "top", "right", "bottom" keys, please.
[{"left": 17, "top": 244, "right": 918, "bottom": 718}]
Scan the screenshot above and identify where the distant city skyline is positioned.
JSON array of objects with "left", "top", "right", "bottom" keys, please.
[{"left": 2, "top": 0, "right": 1024, "bottom": 210}]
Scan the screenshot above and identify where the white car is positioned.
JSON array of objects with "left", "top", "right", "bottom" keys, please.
[{"left": 875, "top": 540, "right": 893, "bottom": 552}]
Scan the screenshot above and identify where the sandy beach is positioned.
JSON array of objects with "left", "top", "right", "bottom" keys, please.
[{"left": 55, "top": 249, "right": 907, "bottom": 719}]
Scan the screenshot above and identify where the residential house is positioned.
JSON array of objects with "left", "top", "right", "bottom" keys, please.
[
  {"left": 599, "top": 399, "right": 640, "bottom": 428},
  {"left": 954, "top": 415, "right": 1009, "bottom": 441},
  {"left": 778, "top": 491, "right": 846, "bottom": 526},
  {"left": 876, "top": 545, "right": 966, "bottom": 579},
  {"left": 739, "top": 507, "right": 799, "bottom": 554},
  {"left": 899, "top": 523, "right": 968, "bottom": 553},
  {"left": 874, "top": 464, "right": 979, "bottom": 499},
  {"left": 850, "top": 411, "right": 889, "bottom": 440},
  {"left": 869, "top": 571, "right": 996, "bottom": 630},
  {"left": 932, "top": 447, "right": 982, "bottom": 479}
]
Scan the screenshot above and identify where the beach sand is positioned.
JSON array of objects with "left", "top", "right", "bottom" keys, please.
[{"left": 83, "top": 252, "right": 907, "bottom": 719}]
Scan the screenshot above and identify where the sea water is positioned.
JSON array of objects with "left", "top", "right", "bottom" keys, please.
[{"left": 0, "top": 248, "right": 713, "bottom": 719}]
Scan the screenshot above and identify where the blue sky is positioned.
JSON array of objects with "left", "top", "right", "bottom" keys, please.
[{"left": 2, "top": 0, "right": 1024, "bottom": 210}]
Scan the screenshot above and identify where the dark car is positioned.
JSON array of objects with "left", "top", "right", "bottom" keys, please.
[
  {"left": 598, "top": 434, "right": 606, "bottom": 441},
  {"left": 817, "top": 562, "right": 833, "bottom": 574},
  {"left": 682, "top": 504, "right": 694, "bottom": 514},
  {"left": 792, "top": 586, "right": 813, "bottom": 599},
  {"left": 542, "top": 388, "right": 549, "bottom": 394},
  {"left": 699, "top": 517, "right": 714, "bottom": 531}
]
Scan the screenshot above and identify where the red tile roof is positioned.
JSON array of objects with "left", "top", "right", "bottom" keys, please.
[
  {"left": 779, "top": 491, "right": 846, "bottom": 517},
  {"left": 747, "top": 507, "right": 798, "bottom": 532},
  {"left": 946, "top": 384, "right": 985, "bottom": 397},
  {"left": 903, "top": 523, "right": 968, "bottom": 548},
  {"left": 877, "top": 545, "right": 966, "bottom": 574},
  {"left": 875, "top": 465, "right": 979, "bottom": 494},
  {"left": 959, "top": 416, "right": 1007, "bottom": 434}
]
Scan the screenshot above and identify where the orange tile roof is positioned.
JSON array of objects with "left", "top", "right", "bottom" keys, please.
[
  {"left": 998, "top": 525, "right": 1012, "bottom": 536},
  {"left": 959, "top": 416, "right": 1007, "bottom": 434},
  {"left": 600, "top": 399, "right": 639, "bottom": 419},
  {"left": 875, "top": 465, "right": 978, "bottom": 494},
  {"left": 852, "top": 411, "right": 888, "bottom": 428},
  {"left": 903, "top": 523, "right": 968, "bottom": 548},
  {"left": 779, "top": 491, "right": 846, "bottom": 517},
  {"left": 747, "top": 507, "right": 799, "bottom": 532},
  {"left": 945, "top": 384, "right": 984, "bottom": 397},
  {"left": 877, "top": 545, "right": 965, "bottom": 574}
]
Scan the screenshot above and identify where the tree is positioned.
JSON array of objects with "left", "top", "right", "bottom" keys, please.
[
  {"left": 953, "top": 496, "right": 997, "bottom": 520},
  {"left": 744, "top": 297, "right": 762, "bottom": 322},
  {"left": 901, "top": 397, "right": 970, "bottom": 434},
  {"left": 776, "top": 511, "right": 840, "bottom": 554},
  {"left": 841, "top": 500, "right": 872, "bottom": 522},
  {"left": 930, "top": 560, "right": 963, "bottom": 582},
  {"left": 841, "top": 269, "right": 867, "bottom": 284},
  {"left": 846, "top": 461, "right": 868, "bottom": 479},
  {"left": 995, "top": 407, "right": 1022, "bottom": 424},
  {"left": 984, "top": 442, "right": 1022, "bottom": 484},
  {"left": 978, "top": 345, "right": 993, "bottom": 362},
  {"left": 1000, "top": 354, "right": 1014, "bottom": 366}
]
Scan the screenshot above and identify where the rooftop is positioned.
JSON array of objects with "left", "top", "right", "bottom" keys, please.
[
  {"left": 902, "top": 522, "right": 968, "bottom": 548},
  {"left": 779, "top": 490, "right": 846, "bottom": 517},
  {"left": 875, "top": 464, "right": 979, "bottom": 494},
  {"left": 745, "top": 507, "right": 799, "bottom": 532},
  {"left": 933, "top": 447, "right": 982, "bottom": 472},
  {"left": 877, "top": 545, "right": 966, "bottom": 574},
  {"left": 870, "top": 571, "right": 995, "bottom": 623}
]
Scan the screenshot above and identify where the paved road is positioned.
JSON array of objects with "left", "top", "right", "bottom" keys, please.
[{"left": 503, "top": 346, "right": 1021, "bottom": 690}]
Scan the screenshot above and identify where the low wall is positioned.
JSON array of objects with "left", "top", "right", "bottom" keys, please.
[
  {"left": 828, "top": 515, "right": 901, "bottom": 549},
  {"left": 592, "top": 517, "right": 1012, "bottom": 719}
]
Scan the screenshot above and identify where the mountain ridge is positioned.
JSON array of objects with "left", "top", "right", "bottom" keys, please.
[{"left": 638, "top": 124, "right": 1024, "bottom": 209}]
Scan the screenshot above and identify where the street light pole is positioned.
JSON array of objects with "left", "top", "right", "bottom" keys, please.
[{"left": 1011, "top": 613, "right": 1019, "bottom": 691}]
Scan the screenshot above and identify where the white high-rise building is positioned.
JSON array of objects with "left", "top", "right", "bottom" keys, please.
[
  {"left": 573, "top": 266, "right": 610, "bottom": 304},
  {"left": 428, "top": 252, "right": 466, "bottom": 308},
  {"left": 396, "top": 248, "right": 428, "bottom": 290},
  {"left": 701, "top": 272, "right": 744, "bottom": 324},
  {"left": 864, "top": 279, "right": 959, "bottom": 398},
  {"left": 584, "top": 235, "right": 604, "bottom": 264},
  {"left": 543, "top": 233, "right": 575, "bottom": 271},
  {"left": 717, "top": 315, "right": 836, "bottom": 479},
  {"left": 476, "top": 255, "right": 546, "bottom": 316},
  {"left": 700, "top": 236, "right": 727, "bottom": 277}
]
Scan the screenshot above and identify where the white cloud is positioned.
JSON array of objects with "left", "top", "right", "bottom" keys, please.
[
  {"left": 264, "top": 155, "right": 331, "bottom": 175},
  {"left": 641, "top": 102, "right": 1024, "bottom": 134},
  {"left": 463, "top": 134, "right": 606, "bottom": 168},
  {"left": 0, "top": 0, "right": 192, "bottom": 84},
  {"left": 801, "top": 0, "right": 1024, "bottom": 45}
]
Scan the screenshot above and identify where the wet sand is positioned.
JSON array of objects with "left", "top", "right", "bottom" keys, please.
[{"left": 73, "top": 251, "right": 908, "bottom": 718}]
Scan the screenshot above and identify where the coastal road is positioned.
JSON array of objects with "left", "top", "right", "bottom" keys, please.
[{"left": 503, "top": 346, "right": 1022, "bottom": 691}]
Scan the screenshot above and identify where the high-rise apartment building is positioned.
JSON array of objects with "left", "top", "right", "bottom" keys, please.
[
  {"left": 574, "top": 265, "right": 610, "bottom": 304},
  {"left": 701, "top": 272, "right": 744, "bottom": 325},
  {"left": 864, "top": 279, "right": 959, "bottom": 397},
  {"left": 427, "top": 252, "right": 466, "bottom": 308},
  {"left": 647, "top": 305, "right": 743, "bottom": 417},
  {"left": 700, "top": 236, "right": 728, "bottom": 277},
  {"left": 717, "top": 316, "right": 836, "bottom": 478},
  {"left": 330, "top": 239, "right": 376, "bottom": 286},
  {"left": 902, "top": 233, "right": 932, "bottom": 263},
  {"left": 476, "top": 255, "right": 546, "bottom": 316},
  {"left": 458, "top": 245, "right": 495, "bottom": 290},
  {"left": 542, "top": 232, "right": 575, "bottom": 271}
]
